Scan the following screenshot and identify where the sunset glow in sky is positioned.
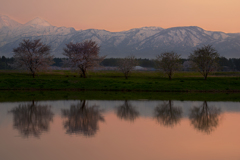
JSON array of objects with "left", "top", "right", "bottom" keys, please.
[{"left": 1, "top": 0, "right": 239, "bottom": 32}]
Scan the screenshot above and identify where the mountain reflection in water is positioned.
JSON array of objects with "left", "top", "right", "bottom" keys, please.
[
  {"left": 61, "top": 100, "right": 105, "bottom": 137},
  {"left": 9, "top": 100, "right": 54, "bottom": 138}
]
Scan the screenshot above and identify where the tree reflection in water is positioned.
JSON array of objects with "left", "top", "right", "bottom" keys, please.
[
  {"left": 189, "top": 101, "right": 221, "bottom": 134},
  {"left": 116, "top": 100, "right": 139, "bottom": 122},
  {"left": 9, "top": 100, "right": 54, "bottom": 138},
  {"left": 154, "top": 100, "right": 182, "bottom": 127},
  {"left": 61, "top": 100, "right": 105, "bottom": 137}
]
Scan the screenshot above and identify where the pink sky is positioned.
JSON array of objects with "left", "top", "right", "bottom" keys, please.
[{"left": 1, "top": 0, "right": 239, "bottom": 33}]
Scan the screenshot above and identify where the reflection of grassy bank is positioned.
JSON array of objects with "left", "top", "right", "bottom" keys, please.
[
  {"left": 0, "top": 71, "right": 240, "bottom": 92},
  {"left": 1, "top": 91, "right": 240, "bottom": 102}
]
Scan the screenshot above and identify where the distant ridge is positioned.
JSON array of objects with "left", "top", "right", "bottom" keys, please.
[
  {"left": 0, "top": 14, "right": 240, "bottom": 58},
  {"left": 24, "top": 17, "right": 51, "bottom": 27},
  {"left": 0, "top": 14, "right": 22, "bottom": 28}
]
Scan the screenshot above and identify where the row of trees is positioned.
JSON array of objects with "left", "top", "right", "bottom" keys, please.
[
  {"left": 9, "top": 100, "right": 221, "bottom": 138},
  {"left": 12, "top": 39, "right": 105, "bottom": 78},
  {"left": 119, "top": 45, "right": 219, "bottom": 80},
  {"left": 11, "top": 39, "right": 219, "bottom": 80},
  {"left": 158, "top": 45, "right": 219, "bottom": 80}
]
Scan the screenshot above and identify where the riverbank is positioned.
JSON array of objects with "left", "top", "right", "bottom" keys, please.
[
  {"left": 0, "top": 71, "right": 240, "bottom": 92},
  {"left": 1, "top": 90, "right": 240, "bottom": 102}
]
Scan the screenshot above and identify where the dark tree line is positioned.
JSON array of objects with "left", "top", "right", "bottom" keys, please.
[
  {"left": 94, "top": 57, "right": 240, "bottom": 71},
  {"left": 54, "top": 57, "right": 240, "bottom": 71},
  {"left": 3, "top": 56, "right": 240, "bottom": 71},
  {"left": 65, "top": 57, "right": 240, "bottom": 71},
  {"left": 0, "top": 56, "right": 63, "bottom": 70},
  {"left": 218, "top": 57, "right": 240, "bottom": 71},
  {"left": 0, "top": 56, "right": 14, "bottom": 69},
  {"left": 101, "top": 58, "right": 156, "bottom": 68}
]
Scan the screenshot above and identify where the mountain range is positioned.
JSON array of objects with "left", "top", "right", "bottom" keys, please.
[{"left": 1, "top": 14, "right": 240, "bottom": 58}]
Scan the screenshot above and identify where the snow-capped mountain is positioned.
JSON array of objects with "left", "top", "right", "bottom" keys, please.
[
  {"left": 24, "top": 17, "right": 51, "bottom": 27},
  {"left": 0, "top": 14, "right": 240, "bottom": 58},
  {"left": 0, "top": 14, "right": 22, "bottom": 29}
]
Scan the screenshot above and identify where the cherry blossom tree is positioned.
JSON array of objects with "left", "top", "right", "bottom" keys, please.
[
  {"left": 13, "top": 39, "right": 54, "bottom": 78},
  {"left": 155, "top": 52, "right": 181, "bottom": 80},
  {"left": 118, "top": 56, "right": 138, "bottom": 79},
  {"left": 189, "top": 45, "right": 219, "bottom": 80},
  {"left": 63, "top": 40, "right": 105, "bottom": 78}
]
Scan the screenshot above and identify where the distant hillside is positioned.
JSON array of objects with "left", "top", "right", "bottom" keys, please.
[{"left": 1, "top": 14, "right": 240, "bottom": 58}]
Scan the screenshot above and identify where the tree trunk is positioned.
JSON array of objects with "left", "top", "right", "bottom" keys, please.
[
  {"left": 168, "top": 71, "right": 172, "bottom": 80},
  {"left": 30, "top": 68, "right": 35, "bottom": 78},
  {"left": 124, "top": 73, "right": 128, "bottom": 79},
  {"left": 168, "top": 75, "right": 172, "bottom": 80},
  {"left": 82, "top": 71, "right": 87, "bottom": 78},
  {"left": 204, "top": 72, "right": 208, "bottom": 80},
  {"left": 204, "top": 75, "right": 207, "bottom": 80},
  {"left": 81, "top": 69, "right": 87, "bottom": 78}
]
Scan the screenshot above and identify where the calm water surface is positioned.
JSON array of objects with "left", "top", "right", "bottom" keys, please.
[{"left": 0, "top": 100, "right": 240, "bottom": 160}]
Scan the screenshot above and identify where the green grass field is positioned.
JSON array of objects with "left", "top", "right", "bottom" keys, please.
[{"left": 0, "top": 70, "right": 240, "bottom": 92}]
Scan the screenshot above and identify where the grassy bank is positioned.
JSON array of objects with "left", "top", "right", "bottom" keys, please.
[
  {"left": 1, "top": 91, "right": 240, "bottom": 102},
  {"left": 0, "top": 70, "right": 240, "bottom": 92}
]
